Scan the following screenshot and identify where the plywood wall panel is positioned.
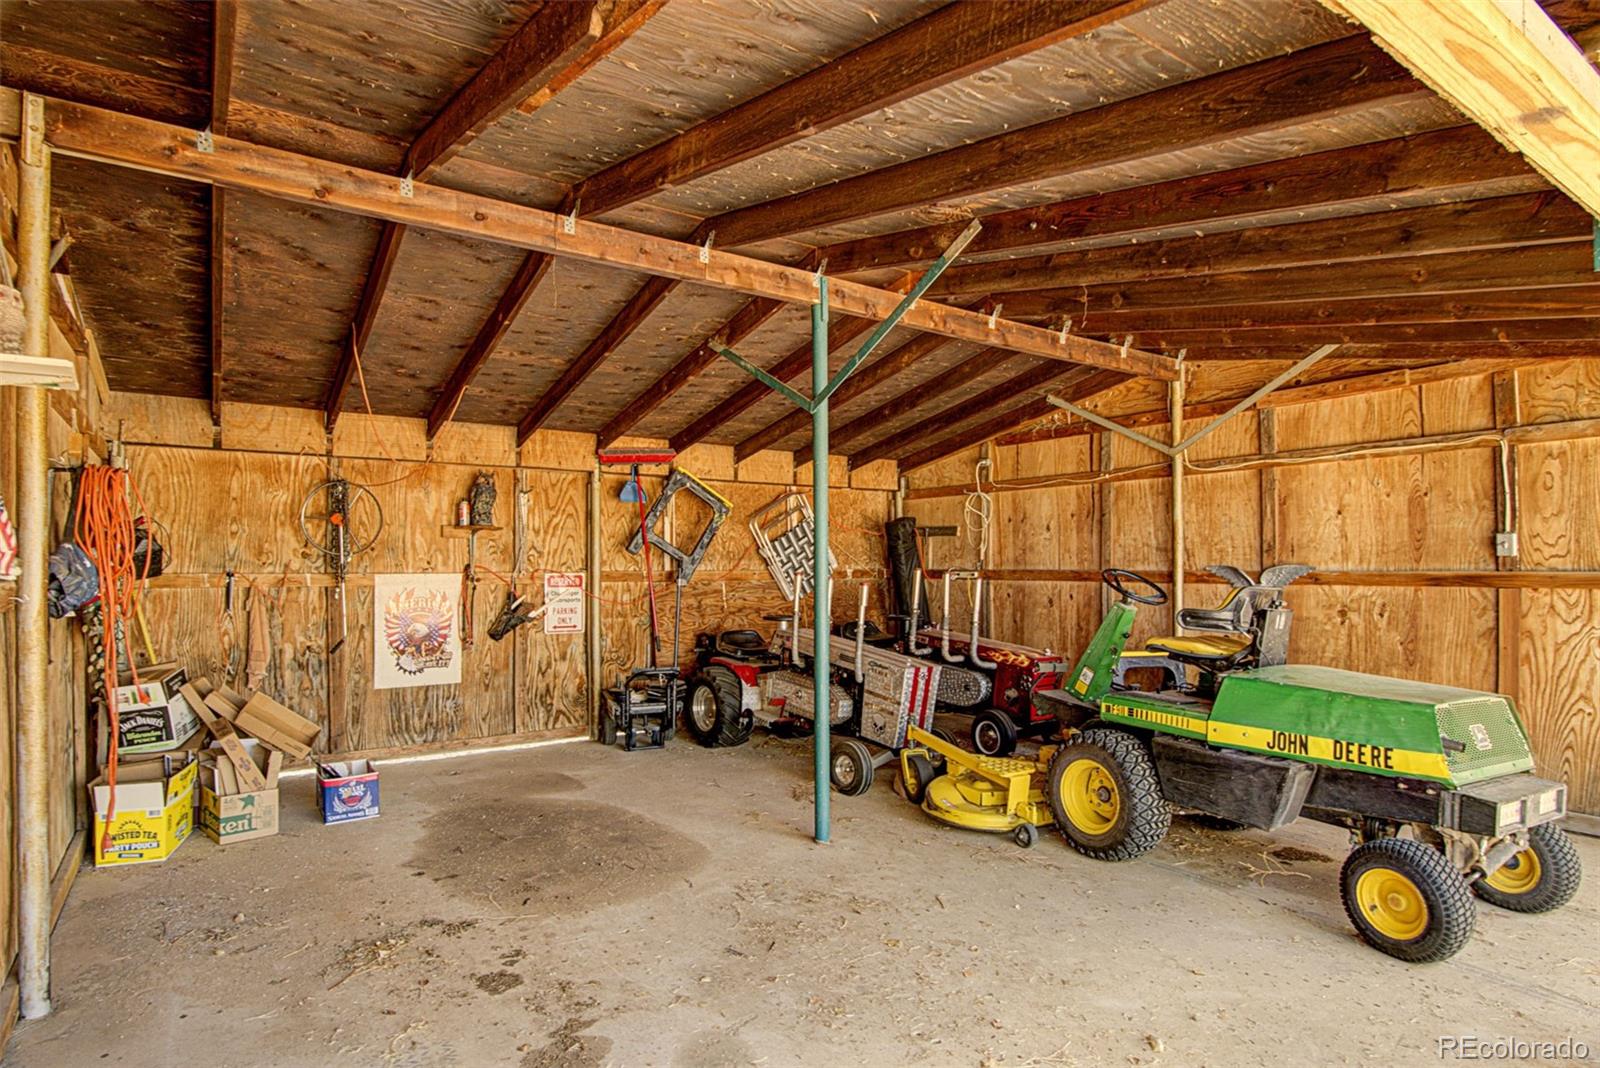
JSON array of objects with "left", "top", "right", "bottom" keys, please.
[
  {"left": 1519, "top": 589, "right": 1600, "bottom": 814},
  {"left": 1289, "top": 586, "right": 1497, "bottom": 690},
  {"left": 1519, "top": 360, "right": 1600, "bottom": 424},
  {"left": 515, "top": 470, "right": 589, "bottom": 734},
  {"left": 1518, "top": 438, "right": 1600, "bottom": 571}
]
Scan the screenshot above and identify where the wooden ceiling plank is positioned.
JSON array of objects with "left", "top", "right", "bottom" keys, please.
[
  {"left": 851, "top": 360, "right": 1088, "bottom": 469},
  {"left": 597, "top": 294, "right": 787, "bottom": 446},
  {"left": 801, "top": 345, "right": 1017, "bottom": 461},
  {"left": 1324, "top": 0, "right": 1600, "bottom": 217},
  {"left": 573, "top": 1, "right": 1160, "bottom": 450},
  {"left": 574, "top": 0, "right": 1167, "bottom": 218},
  {"left": 930, "top": 192, "right": 1590, "bottom": 298},
  {"left": 426, "top": 250, "right": 556, "bottom": 438},
  {"left": 736, "top": 332, "right": 962, "bottom": 461},
  {"left": 893, "top": 370, "right": 1129, "bottom": 471},
  {"left": 707, "top": 34, "right": 1430, "bottom": 249},
  {"left": 818, "top": 125, "right": 1539, "bottom": 275}
]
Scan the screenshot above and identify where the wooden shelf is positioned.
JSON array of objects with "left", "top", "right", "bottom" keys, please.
[{"left": 0, "top": 354, "right": 78, "bottom": 390}]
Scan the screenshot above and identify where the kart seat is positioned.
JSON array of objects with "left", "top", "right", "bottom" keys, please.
[
  {"left": 834, "top": 619, "right": 896, "bottom": 647},
  {"left": 716, "top": 630, "right": 770, "bottom": 658}
]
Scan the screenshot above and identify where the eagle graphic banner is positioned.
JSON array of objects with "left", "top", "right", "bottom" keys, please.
[{"left": 373, "top": 573, "right": 462, "bottom": 690}]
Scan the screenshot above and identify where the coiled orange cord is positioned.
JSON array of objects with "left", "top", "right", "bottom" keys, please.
[{"left": 75, "top": 465, "right": 153, "bottom": 856}]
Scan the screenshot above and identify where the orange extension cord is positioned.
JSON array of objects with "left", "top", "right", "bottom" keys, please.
[{"left": 75, "top": 465, "right": 153, "bottom": 856}]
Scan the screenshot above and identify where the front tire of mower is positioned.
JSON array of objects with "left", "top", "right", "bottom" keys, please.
[
  {"left": 685, "top": 667, "right": 753, "bottom": 749},
  {"left": 971, "top": 709, "right": 1019, "bottom": 757},
  {"left": 1473, "top": 824, "right": 1583, "bottom": 914},
  {"left": 1340, "top": 837, "right": 1475, "bottom": 963},
  {"left": 901, "top": 752, "right": 938, "bottom": 805},
  {"left": 830, "top": 737, "right": 876, "bottom": 796},
  {"left": 1047, "top": 727, "right": 1170, "bottom": 861}
]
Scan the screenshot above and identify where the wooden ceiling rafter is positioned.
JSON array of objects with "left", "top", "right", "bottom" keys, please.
[
  {"left": 208, "top": 0, "right": 238, "bottom": 426},
  {"left": 524, "top": 0, "right": 1161, "bottom": 444},
  {"left": 323, "top": 0, "right": 617, "bottom": 432}
]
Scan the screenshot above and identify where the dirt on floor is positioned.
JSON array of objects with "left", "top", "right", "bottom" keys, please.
[{"left": 7, "top": 734, "right": 1598, "bottom": 1067}]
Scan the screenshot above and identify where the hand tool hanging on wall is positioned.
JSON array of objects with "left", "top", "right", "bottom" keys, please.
[
  {"left": 597, "top": 449, "right": 678, "bottom": 668},
  {"left": 623, "top": 467, "right": 732, "bottom": 669},
  {"left": 299, "top": 478, "right": 384, "bottom": 655},
  {"left": 487, "top": 588, "right": 549, "bottom": 641}
]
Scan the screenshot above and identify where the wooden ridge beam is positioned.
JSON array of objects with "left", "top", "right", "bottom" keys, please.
[
  {"left": 807, "top": 346, "right": 1017, "bottom": 459},
  {"left": 816, "top": 125, "right": 1538, "bottom": 275},
  {"left": 998, "top": 243, "right": 1597, "bottom": 319},
  {"left": 737, "top": 333, "right": 967, "bottom": 461},
  {"left": 16, "top": 94, "right": 1175, "bottom": 396},
  {"left": 1323, "top": 0, "right": 1600, "bottom": 217},
  {"left": 997, "top": 356, "right": 1562, "bottom": 446},
  {"left": 707, "top": 34, "right": 1429, "bottom": 249},
  {"left": 326, "top": 0, "right": 627, "bottom": 431},
  {"left": 852, "top": 360, "right": 1087, "bottom": 469},
  {"left": 1032, "top": 287, "right": 1600, "bottom": 334},
  {"left": 516, "top": 272, "right": 679, "bottom": 442},
  {"left": 598, "top": 293, "right": 787, "bottom": 447},
  {"left": 929, "top": 192, "right": 1589, "bottom": 298},
  {"left": 574, "top": 0, "right": 1161, "bottom": 218},
  {"left": 894, "top": 371, "right": 1129, "bottom": 472},
  {"left": 668, "top": 315, "right": 879, "bottom": 452},
  {"left": 426, "top": 250, "right": 556, "bottom": 438}
]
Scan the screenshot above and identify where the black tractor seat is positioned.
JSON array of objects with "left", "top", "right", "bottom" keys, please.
[
  {"left": 715, "top": 630, "right": 772, "bottom": 660},
  {"left": 833, "top": 620, "right": 897, "bottom": 647}
]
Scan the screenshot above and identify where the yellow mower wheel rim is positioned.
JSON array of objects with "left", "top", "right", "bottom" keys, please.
[
  {"left": 1059, "top": 757, "right": 1120, "bottom": 836},
  {"left": 1483, "top": 847, "right": 1542, "bottom": 896},
  {"left": 1354, "top": 868, "right": 1429, "bottom": 941}
]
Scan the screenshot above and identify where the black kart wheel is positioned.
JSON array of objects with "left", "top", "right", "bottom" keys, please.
[
  {"left": 1341, "top": 837, "right": 1475, "bottom": 962},
  {"left": 1013, "top": 823, "right": 1039, "bottom": 849},
  {"left": 1047, "top": 727, "right": 1170, "bottom": 861},
  {"left": 598, "top": 693, "right": 619, "bottom": 746},
  {"left": 830, "top": 737, "right": 875, "bottom": 796},
  {"left": 1473, "top": 824, "right": 1582, "bottom": 914},
  {"left": 971, "top": 709, "right": 1019, "bottom": 758},
  {"left": 901, "top": 752, "right": 938, "bottom": 805},
  {"left": 685, "top": 666, "right": 753, "bottom": 748}
]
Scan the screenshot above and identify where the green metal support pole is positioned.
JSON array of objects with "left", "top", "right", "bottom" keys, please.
[{"left": 812, "top": 278, "right": 830, "bottom": 844}]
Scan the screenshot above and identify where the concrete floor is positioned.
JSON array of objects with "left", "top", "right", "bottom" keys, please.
[{"left": 8, "top": 733, "right": 1597, "bottom": 1068}]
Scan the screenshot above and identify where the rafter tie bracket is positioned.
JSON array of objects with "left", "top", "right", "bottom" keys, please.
[
  {"left": 1059, "top": 318, "right": 1071, "bottom": 343},
  {"left": 563, "top": 203, "right": 579, "bottom": 236},
  {"left": 699, "top": 230, "right": 715, "bottom": 265},
  {"left": 399, "top": 172, "right": 414, "bottom": 198},
  {"left": 987, "top": 304, "right": 1002, "bottom": 330},
  {"left": 813, "top": 258, "right": 829, "bottom": 292},
  {"left": 195, "top": 127, "right": 214, "bottom": 154}
]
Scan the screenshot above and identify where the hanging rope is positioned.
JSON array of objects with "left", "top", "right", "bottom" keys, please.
[
  {"left": 963, "top": 455, "right": 993, "bottom": 567},
  {"left": 75, "top": 465, "right": 154, "bottom": 856}
]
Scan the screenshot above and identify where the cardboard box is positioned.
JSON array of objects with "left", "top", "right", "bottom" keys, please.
[
  {"left": 317, "top": 760, "right": 380, "bottom": 824},
  {"left": 90, "top": 756, "right": 197, "bottom": 866},
  {"left": 180, "top": 680, "right": 269, "bottom": 792},
  {"left": 235, "top": 692, "right": 320, "bottom": 760},
  {"left": 199, "top": 740, "right": 283, "bottom": 845},
  {"left": 106, "top": 663, "right": 201, "bottom": 756}
]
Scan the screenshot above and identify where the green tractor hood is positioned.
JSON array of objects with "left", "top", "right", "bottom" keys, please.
[{"left": 1210, "top": 665, "right": 1535, "bottom": 788}]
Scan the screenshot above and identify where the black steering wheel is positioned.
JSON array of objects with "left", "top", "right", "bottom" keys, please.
[{"left": 1102, "top": 568, "right": 1168, "bottom": 606}]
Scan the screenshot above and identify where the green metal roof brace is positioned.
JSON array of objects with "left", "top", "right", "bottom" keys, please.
[{"left": 713, "top": 221, "right": 980, "bottom": 843}]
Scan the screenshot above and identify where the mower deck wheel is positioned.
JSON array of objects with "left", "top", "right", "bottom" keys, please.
[
  {"left": 685, "top": 666, "right": 753, "bottom": 748},
  {"left": 1340, "top": 836, "right": 1475, "bottom": 962},
  {"left": 1012, "top": 823, "right": 1039, "bottom": 849},
  {"left": 971, "top": 709, "right": 1019, "bottom": 758},
  {"left": 830, "top": 737, "right": 876, "bottom": 796},
  {"left": 901, "top": 753, "right": 938, "bottom": 805},
  {"left": 1047, "top": 727, "right": 1170, "bottom": 861},
  {"left": 1473, "top": 824, "right": 1582, "bottom": 914}
]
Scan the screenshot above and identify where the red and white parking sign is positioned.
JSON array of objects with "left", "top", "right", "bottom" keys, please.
[{"left": 543, "top": 572, "right": 585, "bottom": 634}]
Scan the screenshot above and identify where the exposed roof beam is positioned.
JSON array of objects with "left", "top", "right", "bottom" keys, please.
[
  {"left": 816, "top": 125, "right": 1539, "bottom": 275},
  {"left": 668, "top": 315, "right": 881, "bottom": 453},
  {"left": 514, "top": 0, "right": 668, "bottom": 118},
  {"left": 799, "top": 345, "right": 1017, "bottom": 460},
  {"left": 568, "top": 0, "right": 1157, "bottom": 446},
  {"left": 707, "top": 34, "right": 1429, "bottom": 249},
  {"left": 998, "top": 243, "right": 1597, "bottom": 319},
  {"left": 19, "top": 93, "right": 1178, "bottom": 404},
  {"left": 736, "top": 332, "right": 966, "bottom": 460},
  {"left": 1148, "top": 340, "right": 1600, "bottom": 363},
  {"left": 426, "top": 250, "right": 556, "bottom": 438},
  {"left": 851, "top": 359, "right": 1085, "bottom": 469},
  {"left": 598, "top": 294, "right": 787, "bottom": 446},
  {"left": 325, "top": 0, "right": 615, "bottom": 431},
  {"left": 894, "top": 370, "right": 1130, "bottom": 471},
  {"left": 208, "top": 0, "right": 238, "bottom": 425},
  {"left": 1114, "top": 318, "right": 1600, "bottom": 352},
  {"left": 573, "top": 0, "right": 1167, "bottom": 218},
  {"left": 1323, "top": 0, "right": 1600, "bottom": 217},
  {"left": 929, "top": 192, "right": 1589, "bottom": 298}
]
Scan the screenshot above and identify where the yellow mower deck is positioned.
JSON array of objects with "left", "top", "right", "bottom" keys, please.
[{"left": 903, "top": 726, "right": 1054, "bottom": 837}]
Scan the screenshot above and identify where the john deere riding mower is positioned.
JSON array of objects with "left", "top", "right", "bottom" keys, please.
[{"left": 905, "top": 565, "right": 1581, "bottom": 962}]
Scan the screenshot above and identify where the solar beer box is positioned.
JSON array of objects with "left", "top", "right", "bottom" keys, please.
[{"left": 317, "top": 760, "right": 380, "bottom": 824}]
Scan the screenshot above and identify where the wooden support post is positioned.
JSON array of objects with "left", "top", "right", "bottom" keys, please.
[
  {"left": 1097, "top": 431, "right": 1113, "bottom": 617},
  {"left": 1169, "top": 371, "right": 1185, "bottom": 629},
  {"left": 15, "top": 91, "right": 53, "bottom": 1021},
  {"left": 1259, "top": 408, "right": 1279, "bottom": 569},
  {"left": 587, "top": 466, "right": 603, "bottom": 735}
]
